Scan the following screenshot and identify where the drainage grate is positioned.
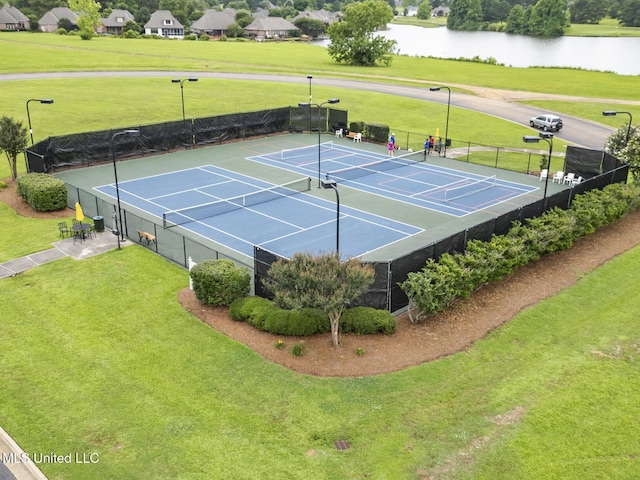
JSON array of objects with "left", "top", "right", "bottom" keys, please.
[{"left": 334, "top": 440, "right": 351, "bottom": 451}]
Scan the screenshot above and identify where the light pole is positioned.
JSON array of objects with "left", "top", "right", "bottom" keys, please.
[
  {"left": 523, "top": 132, "right": 554, "bottom": 201},
  {"left": 321, "top": 178, "right": 340, "bottom": 254},
  {"left": 26, "top": 98, "right": 54, "bottom": 145},
  {"left": 111, "top": 129, "right": 140, "bottom": 249},
  {"left": 429, "top": 86, "right": 451, "bottom": 157},
  {"left": 298, "top": 98, "right": 340, "bottom": 188},
  {"left": 307, "top": 75, "right": 313, "bottom": 132},
  {"left": 602, "top": 110, "right": 633, "bottom": 147},
  {"left": 172, "top": 78, "right": 198, "bottom": 146}
]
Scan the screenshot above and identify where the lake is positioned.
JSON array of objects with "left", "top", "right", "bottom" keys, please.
[{"left": 313, "top": 24, "right": 640, "bottom": 76}]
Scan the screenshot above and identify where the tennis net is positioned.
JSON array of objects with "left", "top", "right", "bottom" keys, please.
[
  {"left": 444, "top": 175, "right": 497, "bottom": 202},
  {"left": 325, "top": 150, "right": 425, "bottom": 182},
  {"left": 281, "top": 142, "right": 334, "bottom": 161},
  {"left": 163, "top": 177, "right": 311, "bottom": 228}
]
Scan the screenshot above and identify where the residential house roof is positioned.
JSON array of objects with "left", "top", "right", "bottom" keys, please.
[
  {"left": 101, "top": 9, "right": 135, "bottom": 28},
  {"left": 0, "top": 4, "right": 29, "bottom": 24},
  {"left": 244, "top": 17, "right": 298, "bottom": 35},
  {"left": 38, "top": 7, "right": 79, "bottom": 27},
  {"left": 190, "top": 9, "right": 235, "bottom": 33},
  {"left": 293, "top": 9, "right": 340, "bottom": 24},
  {"left": 144, "top": 10, "right": 183, "bottom": 29}
]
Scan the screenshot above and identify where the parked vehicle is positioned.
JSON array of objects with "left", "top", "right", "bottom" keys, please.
[{"left": 530, "top": 114, "right": 563, "bottom": 132}]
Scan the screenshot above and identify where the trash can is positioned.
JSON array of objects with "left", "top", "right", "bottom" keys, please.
[{"left": 93, "top": 216, "right": 104, "bottom": 233}]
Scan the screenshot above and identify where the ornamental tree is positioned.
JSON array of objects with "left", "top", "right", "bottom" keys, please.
[
  {"left": 0, "top": 116, "right": 28, "bottom": 181},
  {"left": 69, "top": 0, "right": 101, "bottom": 40},
  {"left": 605, "top": 123, "right": 640, "bottom": 182},
  {"left": 265, "top": 252, "right": 375, "bottom": 347}
]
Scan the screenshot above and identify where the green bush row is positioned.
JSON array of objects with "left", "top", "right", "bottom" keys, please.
[
  {"left": 347, "top": 121, "right": 390, "bottom": 143},
  {"left": 17, "top": 173, "right": 67, "bottom": 212},
  {"left": 229, "top": 297, "right": 396, "bottom": 336},
  {"left": 401, "top": 182, "right": 640, "bottom": 320},
  {"left": 190, "top": 259, "right": 251, "bottom": 306}
]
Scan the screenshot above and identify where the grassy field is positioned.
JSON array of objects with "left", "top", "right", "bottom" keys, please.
[{"left": 1, "top": 35, "right": 640, "bottom": 479}]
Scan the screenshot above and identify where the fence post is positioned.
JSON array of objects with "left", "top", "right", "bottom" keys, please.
[{"left": 188, "top": 256, "right": 197, "bottom": 290}]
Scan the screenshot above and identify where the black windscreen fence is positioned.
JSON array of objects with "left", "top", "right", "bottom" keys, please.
[{"left": 26, "top": 106, "right": 341, "bottom": 173}]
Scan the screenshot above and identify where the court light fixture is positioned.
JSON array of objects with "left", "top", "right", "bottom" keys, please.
[
  {"left": 602, "top": 110, "right": 633, "bottom": 147},
  {"left": 26, "top": 98, "right": 54, "bottom": 146},
  {"left": 523, "top": 132, "right": 553, "bottom": 202},
  {"left": 429, "top": 86, "right": 451, "bottom": 157},
  {"left": 111, "top": 129, "right": 141, "bottom": 250},
  {"left": 298, "top": 99, "right": 340, "bottom": 188},
  {"left": 321, "top": 178, "right": 340, "bottom": 254},
  {"left": 172, "top": 78, "right": 199, "bottom": 146}
]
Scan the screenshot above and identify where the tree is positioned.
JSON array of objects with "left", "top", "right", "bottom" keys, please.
[
  {"left": 265, "top": 252, "right": 375, "bottom": 347},
  {"left": 447, "top": 0, "right": 483, "bottom": 30},
  {"left": 505, "top": 4, "right": 528, "bottom": 33},
  {"left": 528, "top": 0, "right": 568, "bottom": 36},
  {"left": 618, "top": 0, "right": 640, "bottom": 26},
  {"left": 0, "top": 116, "right": 28, "bottom": 181},
  {"left": 327, "top": 0, "right": 396, "bottom": 66},
  {"left": 416, "top": 0, "right": 431, "bottom": 19},
  {"left": 69, "top": 0, "right": 101, "bottom": 39},
  {"left": 294, "top": 17, "right": 327, "bottom": 37},
  {"left": 605, "top": 123, "right": 640, "bottom": 181}
]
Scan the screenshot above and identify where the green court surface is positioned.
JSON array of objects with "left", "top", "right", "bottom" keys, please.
[{"left": 54, "top": 133, "right": 565, "bottom": 265}]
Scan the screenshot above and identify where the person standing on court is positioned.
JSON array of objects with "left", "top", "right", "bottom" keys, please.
[
  {"left": 388, "top": 140, "right": 395, "bottom": 156},
  {"left": 429, "top": 135, "right": 435, "bottom": 154},
  {"left": 390, "top": 132, "right": 395, "bottom": 148},
  {"left": 424, "top": 138, "right": 430, "bottom": 159}
]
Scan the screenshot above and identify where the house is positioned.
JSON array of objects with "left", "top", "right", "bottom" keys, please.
[
  {"left": 432, "top": 6, "right": 450, "bottom": 17},
  {"left": 0, "top": 4, "right": 30, "bottom": 31},
  {"left": 244, "top": 17, "right": 298, "bottom": 39},
  {"left": 144, "top": 10, "right": 184, "bottom": 39},
  {"left": 406, "top": 6, "right": 418, "bottom": 17},
  {"left": 101, "top": 9, "right": 135, "bottom": 35},
  {"left": 190, "top": 9, "right": 236, "bottom": 36},
  {"left": 292, "top": 9, "right": 340, "bottom": 25},
  {"left": 38, "top": 7, "right": 79, "bottom": 32}
]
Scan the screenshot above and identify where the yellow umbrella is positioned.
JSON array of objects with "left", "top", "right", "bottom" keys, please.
[
  {"left": 75, "top": 202, "right": 85, "bottom": 223},
  {"left": 435, "top": 127, "right": 440, "bottom": 140}
]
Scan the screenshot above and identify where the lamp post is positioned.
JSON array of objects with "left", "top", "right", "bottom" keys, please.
[
  {"left": 298, "top": 98, "right": 340, "bottom": 188},
  {"left": 429, "top": 86, "right": 451, "bottom": 157},
  {"left": 602, "top": 110, "right": 633, "bottom": 147},
  {"left": 523, "top": 132, "right": 554, "bottom": 201},
  {"left": 171, "top": 78, "right": 198, "bottom": 146},
  {"left": 111, "top": 129, "right": 140, "bottom": 250},
  {"left": 307, "top": 75, "right": 313, "bottom": 132},
  {"left": 321, "top": 178, "right": 340, "bottom": 254},
  {"left": 26, "top": 98, "right": 54, "bottom": 145}
]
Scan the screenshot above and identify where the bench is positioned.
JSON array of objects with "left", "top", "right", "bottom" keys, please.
[
  {"left": 346, "top": 131, "right": 362, "bottom": 142},
  {"left": 137, "top": 230, "right": 156, "bottom": 245}
]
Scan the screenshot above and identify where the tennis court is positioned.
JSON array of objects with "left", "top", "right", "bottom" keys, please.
[
  {"left": 249, "top": 142, "right": 538, "bottom": 217},
  {"left": 94, "top": 164, "right": 422, "bottom": 259}
]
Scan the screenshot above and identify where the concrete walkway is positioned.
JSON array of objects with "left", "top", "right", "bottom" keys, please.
[
  {"left": 1, "top": 229, "right": 131, "bottom": 479},
  {"left": 0, "top": 229, "right": 129, "bottom": 279}
]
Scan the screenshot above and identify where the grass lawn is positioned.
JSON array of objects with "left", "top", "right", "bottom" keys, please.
[{"left": 1, "top": 242, "right": 639, "bottom": 479}]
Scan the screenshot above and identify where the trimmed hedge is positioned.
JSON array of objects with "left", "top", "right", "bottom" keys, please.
[
  {"left": 190, "top": 259, "right": 250, "bottom": 306},
  {"left": 401, "top": 182, "right": 640, "bottom": 321},
  {"left": 229, "top": 297, "right": 396, "bottom": 336},
  {"left": 16, "top": 173, "right": 67, "bottom": 212}
]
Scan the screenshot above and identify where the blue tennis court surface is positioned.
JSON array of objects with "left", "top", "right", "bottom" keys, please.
[
  {"left": 248, "top": 143, "right": 538, "bottom": 217},
  {"left": 95, "top": 165, "right": 422, "bottom": 259}
]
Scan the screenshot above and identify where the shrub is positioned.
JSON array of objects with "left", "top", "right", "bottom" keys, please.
[
  {"left": 348, "top": 121, "right": 365, "bottom": 134},
  {"left": 365, "top": 123, "right": 390, "bottom": 143},
  {"left": 190, "top": 259, "right": 250, "bottom": 306},
  {"left": 122, "top": 30, "right": 141, "bottom": 39},
  {"left": 184, "top": 33, "right": 197, "bottom": 40},
  {"left": 263, "top": 308, "right": 329, "bottom": 336},
  {"left": 55, "top": 28, "right": 68, "bottom": 35},
  {"left": 0, "top": 181, "right": 7, "bottom": 191},
  {"left": 229, "top": 296, "right": 273, "bottom": 321},
  {"left": 291, "top": 343, "right": 304, "bottom": 356},
  {"left": 341, "top": 307, "right": 396, "bottom": 334},
  {"left": 16, "top": 173, "right": 67, "bottom": 212},
  {"left": 198, "top": 34, "right": 210, "bottom": 41}
]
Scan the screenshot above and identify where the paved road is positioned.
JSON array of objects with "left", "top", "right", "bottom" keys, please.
[{"left": 0, "top": 71, "right": 619, "bottom": 149}]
